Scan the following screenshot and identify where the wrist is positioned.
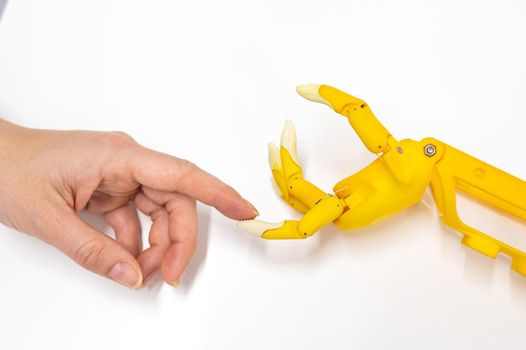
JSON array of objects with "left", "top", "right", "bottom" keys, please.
[{"left": 0, "top": 119, "right": 29, "bottom": 155}]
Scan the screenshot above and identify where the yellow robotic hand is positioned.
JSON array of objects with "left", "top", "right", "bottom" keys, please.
[{"left": 237, "top": 84, "right": 526, "bottom": 276}]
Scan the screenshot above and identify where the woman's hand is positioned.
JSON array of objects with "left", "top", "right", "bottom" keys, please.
[{"left": 0, "top": 119, "right": 258, "bottom": 288}]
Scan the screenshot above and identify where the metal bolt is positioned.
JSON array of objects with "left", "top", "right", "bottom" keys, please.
[
  {"left": 396, "top": 146, "right": 404, "bottom": 153},
  {"left": 424, "top": 144, "right": 436, "bottom": 157}
]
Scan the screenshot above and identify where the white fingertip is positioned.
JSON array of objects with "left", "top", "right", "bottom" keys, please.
[
  {"left": 268, "top": 143, "right": 281, "bottom": 170},
  {"left": 280, "top": 119, "right": 299, "bottom": 164},
  {"left": 295, "top": 84, "right": 330, "bottom": 106},
  {"left": 236, "top": 220, "right": 285, "bottom": 238}
]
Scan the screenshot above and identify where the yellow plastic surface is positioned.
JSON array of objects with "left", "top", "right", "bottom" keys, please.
[
  {"left": 430, "top": 145, "right": 526, "bottom": 274},
  {"left": 263, "top": 143, "right": 345, "bottom": 239},
  {"left": 318, "top": 85, "right": 391, "bottom": 153},
  {"left": 333, "top": 136, "right": 443, "bottom": 230},
  {"left": 245, "top": 84, "right": 526, "bottom": 276}
]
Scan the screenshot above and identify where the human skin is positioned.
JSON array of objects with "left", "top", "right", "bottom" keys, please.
[{"left": 0, "top": 119, "right": 258, "bottom": 288}]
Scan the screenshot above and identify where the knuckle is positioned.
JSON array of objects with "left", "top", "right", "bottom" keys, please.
[
  {"left": 74, "top": 239, "right": 107, "bottom": 270},
  {"left": 102, "top": 131, "right": 136, "bottom": 148},
  {"left": 178, "top": 159, "right": 196, "bottom": 174},
  {"left": 151, "top": 208, "right": 168, "bottom": 221}
]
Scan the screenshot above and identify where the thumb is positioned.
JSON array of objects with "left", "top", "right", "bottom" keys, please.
[{"left": 49, "top": 207, "right": 143, "bottom": 288}]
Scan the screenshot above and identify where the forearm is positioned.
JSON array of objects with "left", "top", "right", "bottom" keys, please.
[
  {"left": 0, "top": 119, "right": 43, "bottom": 165},
  {"left": 0, "top": 117, "right": 18, "bottom": 132},
  {"left": 0, "top": 118, "right": 25, "bottom": 154},
  {"left": 0, "top": 118, "right": 35, "bottom": 229},
  {"left": 0, "top": 118, "right": 21, "bottom": 229}
]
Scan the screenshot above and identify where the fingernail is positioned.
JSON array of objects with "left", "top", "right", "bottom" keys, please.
[
  {"left": 171, "top": 271, "right": 185, "bottom": 288},
  {"left": 108, "top": 262, "right": 142, "bottom": 288},
  {"left": 142, "top": 273, "right": 154, "bottom": 287}
]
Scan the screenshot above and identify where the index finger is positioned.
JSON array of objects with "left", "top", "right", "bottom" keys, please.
[{"left": 126, "top": 146, "right": 258, "bottom": 220}]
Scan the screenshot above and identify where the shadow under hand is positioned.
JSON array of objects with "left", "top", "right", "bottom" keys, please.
[
  {"left": 0, "top": 0, "right": 9, "bottom": 23},
  {"left": 177, "top": 205, "right": 211, "bottom": 295},
  {"left": 80, "top": 206, "right": 211, "bottom": 296},
  {"left": 139, "top": 206, "right": 211, "bottom": 295},
  {"left": 79, "top": 211, "right": 111, "bottom": 236}
]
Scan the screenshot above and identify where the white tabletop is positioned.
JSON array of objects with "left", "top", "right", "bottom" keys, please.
[{"left": 1, "top": 1, "right": 526, "bottom": 349}]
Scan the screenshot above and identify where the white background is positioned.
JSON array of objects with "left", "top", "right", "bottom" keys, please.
[{"left": 1, "top": 0, "right": 526, "bottom": 349}]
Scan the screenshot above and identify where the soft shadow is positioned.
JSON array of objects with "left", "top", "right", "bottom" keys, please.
[
  {"left": 140, "top": 271, "right": 164, "bottom": 297},
  {"left": 79, "top": 211, "right": 111, "bottom": 236},
  {"left": 0, "top": 0, "right": 8, "bottom": 23},
  {"left": 316, "top": 206, "right": 422, "bottom": 255},
  {"left": 510, "top": 270, "right": 526, "bottom": 306},
  {"left": 461, "top": 246, "right": 496, "bottom": 287},
  {"left": 177, "top": 205, "right": 211, "bottom": 295},
  {"left": 437, "top": 220, "right": 496, "bottom": 288}
]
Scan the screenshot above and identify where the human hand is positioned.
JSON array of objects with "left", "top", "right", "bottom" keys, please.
[{"left": 0, "top": 119, "right": 258, "bottom": 288}]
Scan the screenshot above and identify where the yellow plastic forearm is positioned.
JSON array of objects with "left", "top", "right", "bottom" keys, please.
[{"left": 430, "top": 144, "right": 526, "bottom": 274}]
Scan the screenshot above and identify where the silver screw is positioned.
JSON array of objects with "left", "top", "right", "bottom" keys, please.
[
  {"left": 396, "top": 146, "right": 403, "bottom": 153},
  {"left": 424, "top": 144, "right": 436, "bottom": 157}
]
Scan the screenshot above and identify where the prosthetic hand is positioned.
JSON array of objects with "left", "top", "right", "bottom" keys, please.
[{"left": 238, "top": 84, "right": 526, "bottom": 276}]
